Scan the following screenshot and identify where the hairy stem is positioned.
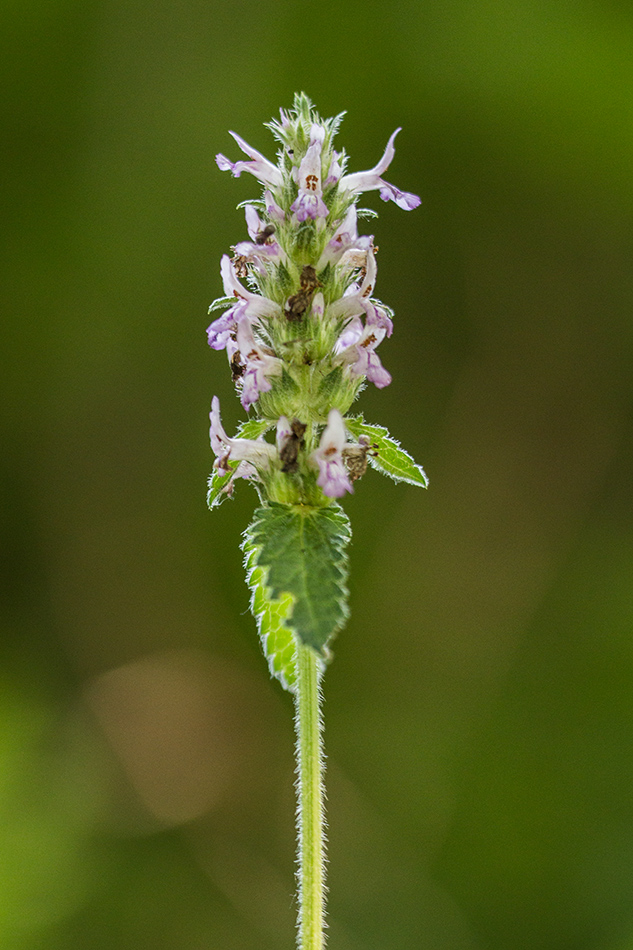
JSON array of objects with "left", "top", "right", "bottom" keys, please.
[{"left": 295, "top": 643, "right": 326, "bottom": 950}]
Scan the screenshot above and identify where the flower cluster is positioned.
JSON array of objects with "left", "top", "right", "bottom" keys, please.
[{"left": 208, "top": 94, "right": 420, "bottom": 504}]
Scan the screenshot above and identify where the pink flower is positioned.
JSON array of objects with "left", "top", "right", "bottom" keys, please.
[
  {"left": 317, "top": 205, "right": 373, "bottom": 269},
  {"left": 206, "top": 298, "right": 247, "bottom": 351},
  {"left": 291, "top": 125, "right": 329, "bottom": 222},
  {"left": 340, "top": 129, "right": 420, "bottom": 211},
  {"left": 207, "top": 255, "right": 281, "bottom": 352},
  {"left": 264, "top": 190, "right": 286, "bottom": 222},
  {"left": 233, "top": 206, "right": 287, "bottom": 268},
  {"left": 312, "top": 410, "right": 353, "bottom": 498},
  {"left": 329, "top": 245, "right": 393, "bottom": 337},
  {"left": 216, "top": 132, "right": 282, "bottom": 188},
  {"left": 220, "top": 255, "right": 279, "bottom": 320},
  {"left": 235, "top": 321, "right": 282, "bottom": 410},
  {"left": 334, "top": 320, "right": 392, "bottom": 389},
  {"left": 209, "top": 396, "right": 275, "bottom": 475},
  {"left": 324, "top": 150, "right": 343, "bottom": 187}
]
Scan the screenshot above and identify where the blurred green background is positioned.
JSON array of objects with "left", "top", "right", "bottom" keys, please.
[{"left": 2, "top": 0, "right": 633, "bottom": 947}]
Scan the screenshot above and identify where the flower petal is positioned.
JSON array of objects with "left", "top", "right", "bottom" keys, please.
[{"left": 340, "top": 129, "right": 420, "bottom": 210}]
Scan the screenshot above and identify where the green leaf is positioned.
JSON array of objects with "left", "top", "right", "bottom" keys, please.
[
  {"left": 242, "top": 503, "right": 351, "bottom": 659},
  {"left": 345, "top": 416, "right": 428, "bottom": 488},
  {"left": 243, "top": 547, "right": 298, "bottom": 691},
  {"left": 236, "top": 418, "right": 274, "bottom": 440},
  {"left": 206, "top": 418, "right": 274, "bottom": 510}
]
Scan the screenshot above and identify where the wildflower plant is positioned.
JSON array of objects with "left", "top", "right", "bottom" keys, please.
[{"left": 207, "top": 94, "right": 427, "bottom": 949}]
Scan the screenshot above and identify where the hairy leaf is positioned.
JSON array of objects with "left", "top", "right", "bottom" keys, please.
[
  {"left": 242, "top": 503, "right": 351, "bottom": 658},
  {"left": 243, "top": 547, "right": 298, "bottom": 691},
  {"left": 207, "top": 296, "right": 234, "bottom": 314},
  {"left": 237, "top": 418, "right": 275, "bottom": 440},
  {"left": 345, "top": 416, "right": 428, "bottom": 488}
]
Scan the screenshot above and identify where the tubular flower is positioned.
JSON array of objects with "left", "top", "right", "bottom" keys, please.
[
  {"left": 233, "top": 206, "right": 286, "bottom": 267},
  {"left": 206, "top": 300, "right": 246, "bottom": 351},
  {"left": 209, "top": 396, "right": 275, "bottom": 475},
  {"left": 206, "top": 254, "right": 280, "bottom": 351},
  {"left": 216, "top": 131, "right": 282, "bottom": 188},
  {"left": 219, "top": 254, "right": 279, "bottom": 321},
  {"left": 335, "top": 320, "right": 392, "bottom": 388},
  {"left": 329, "top": 244, "right": 393, "bottom": 338},
  {"left": 316, "top": 205, "right": 372, "bottom": 269},
  {"left": 340, "top": 129, "right": 421, "bottom": 210},
  {"left": 207, "top": 94, "right": 421, "bottom": 506},
  {"left": 312, "top": 410, "right": 354, "bottom": 498},
  {"left": 235, "top": 320, "right": 282, "bottom": 410},
  {"left": 291, "top": 125, "right": 329, "bottom": 222}
]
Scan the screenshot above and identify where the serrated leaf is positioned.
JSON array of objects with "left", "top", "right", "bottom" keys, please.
[
  {"left": 243, "top": 547, "right": 297, "bottom": 691},
  {"left": 207, "top": 418, "right": 274, "bottom": 510},
  {"left": 345, "top": 416, "right": 428, "bottom": 488},
  {"left": 242, "top": 503, "right": 351, "bottom": 657}
]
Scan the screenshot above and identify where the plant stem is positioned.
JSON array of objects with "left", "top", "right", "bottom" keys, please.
[{"left": 295, "top": 643, "right": 326, "bottom": 950}]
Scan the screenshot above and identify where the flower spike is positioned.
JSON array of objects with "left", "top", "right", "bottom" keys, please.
[{"left": 208, "top": 97, "right": 423, "bottom": 506}]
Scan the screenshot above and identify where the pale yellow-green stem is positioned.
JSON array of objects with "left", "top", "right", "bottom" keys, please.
[{"left": 294, "top": 643, "right": 326, "bottom": 950}]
